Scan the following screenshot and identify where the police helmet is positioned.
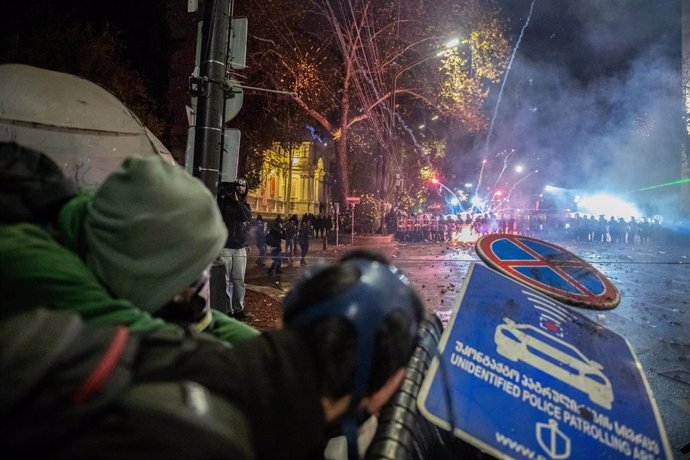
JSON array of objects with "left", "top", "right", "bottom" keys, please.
[{"left": 283, "top": 257, "right": 423, "bottom": 459}]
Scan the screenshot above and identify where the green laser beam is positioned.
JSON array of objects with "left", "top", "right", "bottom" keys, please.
[{"left": 637, "top": 177, "right": 690, "bottom": 191}]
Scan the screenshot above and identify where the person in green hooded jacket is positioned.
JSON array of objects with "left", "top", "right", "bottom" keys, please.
[{"left": 0, "top": 145, "right": 258, "bottom": 343}]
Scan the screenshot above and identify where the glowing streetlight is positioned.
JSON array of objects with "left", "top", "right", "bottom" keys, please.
[
  {"left": 390, "top": 36, "right": 462, "bottom": 137},
  {"left": 443, "top": 37, "right": 460, "bottom": 50},
  {"left": 514, "top": 164, "right": 524, "bottom": 173},
  {"left": 389, "top": 37, "right": 465, "bottom": 189}
]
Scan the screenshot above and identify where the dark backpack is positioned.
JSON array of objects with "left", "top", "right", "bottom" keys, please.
[{"left": 0, "top": 309, "right": 252, "bottom": 459}]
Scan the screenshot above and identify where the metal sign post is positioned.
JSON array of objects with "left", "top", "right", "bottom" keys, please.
[
  {"left": 334, "top": 202, "right": 340, "bottom": 250},
  {"left": 418, "top": 263, "right": 671, "bottom": 460},
  {"left": 346, "top": 196, "right": 360, "bottom": 246},
  {"left": 351, "top": 204, "right": 354, "bottom": 245}
]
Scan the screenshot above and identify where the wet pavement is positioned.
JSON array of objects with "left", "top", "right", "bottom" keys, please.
[{"left": 244, "top": 236, "right": 690, "bottom": 458}]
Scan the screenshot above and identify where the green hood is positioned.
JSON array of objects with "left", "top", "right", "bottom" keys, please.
[{"left": 61, "top": 156, "right": 227, "bottom": 313}]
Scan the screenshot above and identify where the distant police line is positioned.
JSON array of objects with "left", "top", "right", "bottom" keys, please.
[{"left": 392, "top": 211, "right": 662, "bottom": 245}]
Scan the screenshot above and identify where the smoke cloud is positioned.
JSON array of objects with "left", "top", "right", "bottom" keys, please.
[{"left": 451, "top": 0, "right": 683, "bottom": 218}]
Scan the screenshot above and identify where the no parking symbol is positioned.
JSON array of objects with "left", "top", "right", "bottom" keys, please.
[{"left": 475, "top": 234, "right": 620, "bottom": 310}]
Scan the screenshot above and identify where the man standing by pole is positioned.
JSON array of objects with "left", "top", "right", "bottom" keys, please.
[{"left": 217, "top": 179, "right": 251, "bottom": 318}]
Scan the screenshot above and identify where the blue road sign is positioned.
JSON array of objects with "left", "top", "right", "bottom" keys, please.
[{"left": 418, "top": 263, "right": 671, "bottom": 460}]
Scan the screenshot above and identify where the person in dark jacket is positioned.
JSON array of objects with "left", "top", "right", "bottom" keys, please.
[
  {"left": 267, "top": 217, "right": 286, "bottom": 275},
  {"left": 196, "top": 253, "right": 424, "bottom": 459},
  {"left": 284, "top": 214, "right": 299, "bottom": 264},
  {"left": 217, "top": 178, "right": 252, "bottom": 318},
  {"left": 297, "top": 215, "right": 313, "bottom": 266},
  {"left": 254, "top": 214, "right": 267, "bottom": 266}
]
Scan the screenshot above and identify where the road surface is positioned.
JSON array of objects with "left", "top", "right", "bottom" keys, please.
[{"left": 245, "top": 235, "right": 690, "bottom": 458}]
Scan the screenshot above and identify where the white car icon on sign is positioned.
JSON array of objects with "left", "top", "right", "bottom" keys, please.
[{"left": 495, "top": 317, "right": 614, "bottom": 410}]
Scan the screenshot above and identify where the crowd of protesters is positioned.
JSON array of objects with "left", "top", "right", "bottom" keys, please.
[
  {"left": 251, "top": 213, "right": 333, "bottom": 272},
  {"left": 392, "top": 210, "right": 663, "bottom": 245}
]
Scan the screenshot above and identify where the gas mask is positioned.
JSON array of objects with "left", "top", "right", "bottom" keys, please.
[{"left": 156, "top": 268, "right": 212, "bottom": 332}]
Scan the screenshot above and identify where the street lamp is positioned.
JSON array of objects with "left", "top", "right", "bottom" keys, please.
[
  {"left": 444, "top": 37, "right": 460, "bottom": 49},
  {"left": 390, "top": 37, "right": 460, "bottom": 135},
  {"left": 388, "top": 37, "right": 463, "bottom": 186}
]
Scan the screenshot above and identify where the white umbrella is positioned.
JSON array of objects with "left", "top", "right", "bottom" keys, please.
[{"left": 0, "top": 63, "right": 175, "bottom": 188}]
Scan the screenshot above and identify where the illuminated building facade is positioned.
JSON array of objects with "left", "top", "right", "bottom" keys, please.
[{"left": 246, "top": 140, "right": 331, "bottom": 217}]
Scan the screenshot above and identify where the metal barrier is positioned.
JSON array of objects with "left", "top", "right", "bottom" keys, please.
[
  {"left": 366, "top": 313, "right": 488, "bottom": 460},
  {"left": 366, "top": 314, "right": 440, "bottom": 459}
]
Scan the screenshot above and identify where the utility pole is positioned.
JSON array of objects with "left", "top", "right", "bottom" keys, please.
[
  {"left": 187, "top": 0, "right": 246, "bottom": 317},
  {"left": 188, "top": 0, "right": 246, "bottom": 195},
  {"left": 191, "top": 0, "right": 232, "bottom": 196}
]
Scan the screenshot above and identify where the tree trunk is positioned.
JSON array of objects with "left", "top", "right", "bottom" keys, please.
[
  {"left": 335, "top": 65, "right": 351, "bottom": 206},
  {"left": 334, "top": 135, "right": 349, "bottom": 206}
]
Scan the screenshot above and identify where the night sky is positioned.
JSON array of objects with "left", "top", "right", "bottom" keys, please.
[
  {"left": 2, "top": 0, "right": 684, "bottom": 217},
  {"left": 453, "top": 0, "right": 684, "bottom": 217}
]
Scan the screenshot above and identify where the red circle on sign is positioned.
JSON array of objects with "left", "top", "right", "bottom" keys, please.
[{"left": 475, "top": 234, "right": 620, "bottom": 310}]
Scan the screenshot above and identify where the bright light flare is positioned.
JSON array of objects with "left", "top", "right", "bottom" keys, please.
[
  {"left": 514, "top": 165, "right": 524, "bottom": 173},
  {"left": 577, "top": 193, "right": 642, "bottom": 219},
  {"left": 445, "top": 37, "right": 460, "bottom": 48}
]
